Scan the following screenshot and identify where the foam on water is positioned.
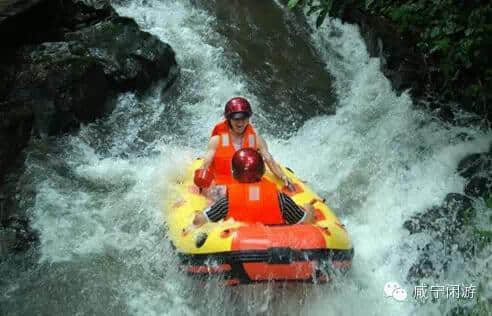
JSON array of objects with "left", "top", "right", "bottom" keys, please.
[{"left": 9, "top": 0, "right": 491, "bottom": 315}]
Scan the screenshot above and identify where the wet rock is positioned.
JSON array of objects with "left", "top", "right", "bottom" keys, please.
[
  {"left": 464, "top": 175, "right": 492, "bottom": 198},
  {"left": 403, "top": 206, "right": 449, "bottom": 234},
  {"left": 64, "top": 16, "right": 177, "bottom": 92},
  {"left": 443, "top": 193, "right": 474, "bottom": 224},
  {"left": 338, "top": 4, "right": 427, "bottom": 99},
  {"left": 0, "top": 0, "right": 178, "bottom": 148},
  {"left": 433, "top": 105, "right": 455, "bottom": 124},
  {"left": 0, "top": 0, "right": 178, "bottom": 255},
  {"left": 0, "top": 229, "right": 16, "bottom": 256},
  {"left": 74, "top": 0, "right": 112, "bottom": 12},
  {"left": 0, "top": 0, "right": 45, "bottom": 22},
  {"left": 452, "top": 132, "right": 474, "bottom": 143},
  {"left": 404, "top": 194, "right": 475, "bottom": 238},
  {"left": 333, "top": 4, "right": 492, "bottom": 123},
  {"left": 0, "top": 101, "right": 34, "bottom": 173},
  {"left": 194, "top": 0, "right": 336, "bottom": 133},
  {"left": 0, "top": 215, "right": 37, "bottom": 254},
  {"left": 447, "top": 306, "right": 471, "bottom": 316},
  {"left": 61, "top": 0, "right": 116, "bottom": 30},
  {"left": 407, "top": 257, "right": 436, "bottom": 282},
  {"left": 403, "top": 217, "right": 424, "bottom": 234},
  {"left": 407, "top": 242, "right": 451, "bottom": 284},
  {"left": 4, "top": 214, "right": 28, "bottom": 231},
  {"left": 0, "top": 0, "right": 115, "bottom": 48},
  {"left": 7, "top": 43, "right": 112, "bottom": 136},
  {"left": 457, "top": 153, "right": 492, "bottom": 179}
]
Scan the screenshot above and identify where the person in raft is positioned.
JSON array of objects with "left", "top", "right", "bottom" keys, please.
[
  {"left": 198, "top": 97, "right": 295, "bottom": 190},
  {"left": 192, "top": 148, "right": 315, "bottom": 226}
]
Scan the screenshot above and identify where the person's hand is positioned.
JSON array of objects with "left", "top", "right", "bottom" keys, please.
[
  {"left": 282, "top": 175, "right": 296, "bottom": 192},
  {"left": 193, "top": 212, "right": 207, "bottom": 226},
  {"left": 183, "top": 212, "right": 207, "bottom": 235},
  {"left": 301, "top": 201, "right": 316, "bottom": 223}
]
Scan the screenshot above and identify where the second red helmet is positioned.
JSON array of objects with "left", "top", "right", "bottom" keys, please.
[
  {"left": 232, "top": 148, "right": 265, "bottom": 183},
  {"left": 224, "top": 97, "right": 252, "bottom": 120},
  {"left": 194, "top": 168, "right": 214, "bottom": 188}
]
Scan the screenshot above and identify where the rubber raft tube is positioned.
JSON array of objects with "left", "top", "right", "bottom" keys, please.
[{"left": 165, "top": 159, "right": 354, "bottom": 284}]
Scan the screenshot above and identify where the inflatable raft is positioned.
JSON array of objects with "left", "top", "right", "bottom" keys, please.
[{"left": 166, "top": 159, "right": 354, "bottom": 284}]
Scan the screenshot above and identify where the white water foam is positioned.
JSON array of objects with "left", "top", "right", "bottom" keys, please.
[
  {"left": 267, "top": 15, "right": 491, "bottom": 315},
  {"left": 24, "top": 0, "right": 491, "bottom": 315}
]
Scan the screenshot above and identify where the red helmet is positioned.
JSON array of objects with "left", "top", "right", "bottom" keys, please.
[
  {"left": 232, "top": 148, "right": 265, "bottom": 183},
  {"left": 224, "top": 97, "right": 252, "bottom": 120},
  {"left": 194, "top": 168, "right": 214, "bottom": 188}
]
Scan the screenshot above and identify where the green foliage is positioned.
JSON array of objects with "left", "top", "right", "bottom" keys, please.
[
  {"left": 287, "top": 0, "right": 302, "bottom": 9},
  {"left": 473, "top": 227, "right": 492, "bottom": 247},
  {"left": 288, "top": 0, "right": 492, "bottom": 116},
  {"left": 288, "top": 0, "right": 349, "bottom": 28},
  {"left": 486, "top": 195, "right": 492, "bottom": 209}
]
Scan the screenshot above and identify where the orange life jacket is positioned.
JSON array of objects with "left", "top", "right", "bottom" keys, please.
[
  {"left": 227, "top": 178, "right": 284, "bottom": 225},
  {"left": 209, "top": 120, "right": 258, "bottom": 185}
]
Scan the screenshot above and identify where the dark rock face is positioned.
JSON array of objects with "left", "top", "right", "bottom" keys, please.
[
  {"left": 1, "top": 1, "right": 177, "bottom": 137},
  {"left": 457, "top": 153, "right": 492, "bottom": 179},
  {"left": 0, "top": 0, "right": 177, "bottom": 157},
  {"left": 404, "top": 148, "right": 492, "bottom": 283},
  {"left": 457, "top": 152, "right": 492, "bottom": 198},
  {"left": 0, "top": 0, "right": 178, "bottom": 254},
  {"left": 407, "top": 257, "right": 437, "bottom": 282},
  {"left": 0, "top": 214, "right": 36, "bottom": 255},
  {"left": 464, "top": 175, "right": 492, "bottom": 198},
  {"left": 403, "top": 193, "right": 476, "bottom": 283},
  {"left": 7, "top": 42, "right": 112, "bottom": 136},
  {"left": 403, "top": 193, "right": 473, "bottom": 235},
  {"left": 403, "top": 206, "right": 448, "bottom": 235},
  {"left": 194, "top": 0, "right": 336, "bottom": 133},
  {"left": 338, "top": 6, "right": 427, "bottom": 99},
  {"left": 335, "top": 5, "right": 490, "bottom": 123},
  {"left": 65, "top": 17, "right": 177, "bottom": 91},
  {"left": 0, "top": 102, "right": 34, "bottom": 172},
  {"left": 443, "top": 193, "right": 474, "bottom": 224}
]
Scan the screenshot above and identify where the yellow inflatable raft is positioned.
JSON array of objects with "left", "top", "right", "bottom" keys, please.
[{"left": 166, "top": 159, "right": 354, "bottom": 284}]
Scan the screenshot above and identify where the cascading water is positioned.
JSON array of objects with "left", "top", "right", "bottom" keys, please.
[{"left": 1, "top": 0, "right": 490, "bottom": 315}]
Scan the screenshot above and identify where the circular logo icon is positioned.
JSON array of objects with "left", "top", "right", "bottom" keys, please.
[{"left": 384, "top": 281, "right": 407, "bottom": 301}]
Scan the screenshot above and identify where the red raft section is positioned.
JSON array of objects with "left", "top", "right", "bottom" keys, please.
[{"left": 181, "top": 224, "right": 354, "bottom": 284}]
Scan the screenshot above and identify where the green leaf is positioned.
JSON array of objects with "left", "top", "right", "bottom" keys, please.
[
  {"left": 474, "top": 228, "right": 492, "bottom": 241},
  {"left": 316, "top": 9, "right": 328, "bottom": 28},
  {"left": 444, "top": 21, "right": 460, "bottom": 35},
  {"left": 486, "top": 195, "right": 492, "bottom": 208},
  {"left": 431, "top": 38, "right": 451, "bottom": 54},
  {"left": 321, "top": 0, "right": 333, "bottom": 11},
  {"left": 288, "top": 0, "right": 301, "bottom": 9},
  {"left": 307, "top": 5, "right": 323, "bottom": 16},
  {"left": 430, "top": 26, "right": 441, "bottom": 39}
]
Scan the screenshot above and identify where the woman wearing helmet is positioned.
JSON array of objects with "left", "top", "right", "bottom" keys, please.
[
  {"left": 198, "top": 97, "right": 294, "bottom": 190},
  {"left": 192, "top": 149, "right": 314, "bottom": 227}
]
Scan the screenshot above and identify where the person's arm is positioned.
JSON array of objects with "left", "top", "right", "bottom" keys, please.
[
  {"left": 191, "top": 197, "right": 229, "bottom": 228},
  {"left": 257, "top": 135, "right": 295, "bottom": 191},
  {"left": 300, "top": 203, "right": 315, "bottom": 224},
  {"left": 200, "top": 136, "right": 220, "bottom": 170},
  {"left": 278, "top": 193, "right": 315, "bottom": 224}
]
